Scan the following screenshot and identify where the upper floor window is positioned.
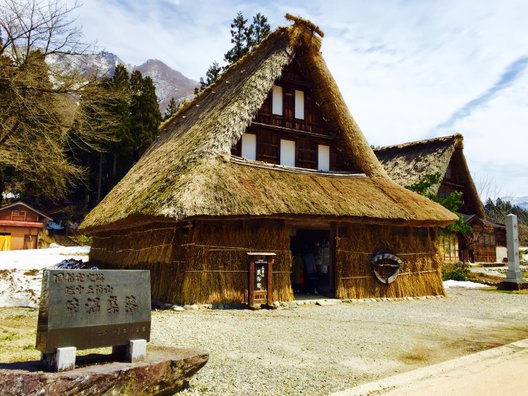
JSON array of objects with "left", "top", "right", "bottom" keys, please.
[
  {"left": 295, "top": 90, "right": 304, "bottom": 120},
  {"left": 241, "top": 133, "right": 257, "bottom": 160},
  {"left": 11, "top": 210, "right": 27, "bottom": 221},
  {"left": 272, "top": 85, "right": 283, "bottom": 115},
  {"left": 318, "top": 145, "right": 330, "bottom": 171},
  {"left": 280, "top": 139, "right": 296, "bottom": 167}
]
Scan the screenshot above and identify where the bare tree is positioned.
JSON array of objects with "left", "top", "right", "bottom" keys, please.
[
  {"left": 0, "top": 0, "right": 121, "bottom": 203},
  {"left": 475, "top": 173, "right": 502, "bottom": 203}
]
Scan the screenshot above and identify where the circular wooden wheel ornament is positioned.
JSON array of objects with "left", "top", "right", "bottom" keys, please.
[{"left": 370, "top": 248, "right": 403, "bottom": 284}]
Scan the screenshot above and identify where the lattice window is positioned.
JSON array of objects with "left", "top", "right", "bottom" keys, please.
[{"left": 11, "top": 210, "right": 27, "bottom": 221}]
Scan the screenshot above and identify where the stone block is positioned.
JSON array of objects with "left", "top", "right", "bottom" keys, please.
[
  {"left": 128, "top": 339, "right": 147, "bottom": 362},
  {"left": 42, "top": 347, "right": 77, "bottom": 372},
  {"left": 0, "top": 346, "right": 208, "bottom": 396}
]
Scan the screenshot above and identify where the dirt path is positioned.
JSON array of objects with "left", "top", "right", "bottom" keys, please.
[{"left": 335, "top": 339, "right": 528, "bottom": 395}]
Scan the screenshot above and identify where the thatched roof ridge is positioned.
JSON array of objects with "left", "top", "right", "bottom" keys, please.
[
  {"left": 374, "top": 133, "right": 484, "bottom": 217},
  {"left": 374, "top": 134, "right": 462, "bottom": 189},
  {"left": 375, "top": 133, "right": 464, "bottom": 152},
  {"left": 81, "top": 16, "right": 455, "bottom": 233}
]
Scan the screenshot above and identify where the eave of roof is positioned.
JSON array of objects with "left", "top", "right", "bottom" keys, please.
[{"left": 0, "top": 220, "right": 45, "bottom": 228}]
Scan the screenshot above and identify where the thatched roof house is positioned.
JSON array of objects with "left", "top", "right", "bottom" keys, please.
[
  {"left": 374, "top": 134, "right": 503, "bottom": 263},
  {"left": 81, "top": 15, "right": 456, "bottom": 304},
  {"left": 374, "top": 134, "right": 483, "bottom": 217}
]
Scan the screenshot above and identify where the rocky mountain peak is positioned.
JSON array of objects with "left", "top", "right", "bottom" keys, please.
[{"left": 133, "top": 59, "right": 198, "bottom": 112}]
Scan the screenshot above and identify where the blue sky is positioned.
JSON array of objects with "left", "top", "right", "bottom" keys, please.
[{"left": 73, "top": 0, "right": 528, "bottom": 199}]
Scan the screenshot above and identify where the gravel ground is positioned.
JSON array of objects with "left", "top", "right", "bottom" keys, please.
[{"left": 150, "top": 288, "right": 528, "bottom": 395}]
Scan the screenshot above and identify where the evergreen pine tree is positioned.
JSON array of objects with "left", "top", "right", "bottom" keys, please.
[
  {"left": 196, "top": 12, "right": 271, "bottom": 93},
  {"left": 199, "top": 61, "right": 222, "bottom": 89},
  {"left": 163, "top": 97, "right": 179, "bottom": 120},
  {"left": 248, "top": 13, "right": 271, "bottom": 47},
  {"left": 108, "top": 65, "right": 133, "bottom": 186},
  {"left": 224, "top": 11, "right": 249, "bottom": 65},
  {"left": 129, "top": 71, "right": 161, "bottom": 161}
]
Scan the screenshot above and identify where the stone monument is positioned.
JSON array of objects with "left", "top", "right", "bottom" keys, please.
[
  {"left": 36, "top": 269, "right": 151, "bottom": 371},
  {"left": 0, "top": 268, "right": 209, "bottom": 395},
  {"left": 498, "top": 214, "right": 528, "bottom": 290}
]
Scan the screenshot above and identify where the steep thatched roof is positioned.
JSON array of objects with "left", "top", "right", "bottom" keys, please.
[
  {"left": 81, "top": 16, "right": 456, "bottom": 233},
  {"left": 374, "top": 134, "right": 484, "bottom": 217}
]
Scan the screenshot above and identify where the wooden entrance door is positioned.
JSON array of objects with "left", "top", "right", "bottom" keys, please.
[{"left": 24, "top": 234, "right": 37, "bottom": 249}]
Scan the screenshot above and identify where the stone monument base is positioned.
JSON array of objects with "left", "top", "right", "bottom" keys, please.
[
  {"left": 497, "top": 281, "right": 528, "bottom": 291},
  {"left": 0, "top": 346, "right": 208, "bottom": 396}
]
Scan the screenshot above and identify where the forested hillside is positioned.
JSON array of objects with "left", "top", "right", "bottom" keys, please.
[{"left": 485, "top": 198, "right": 528, "bottom": 245}]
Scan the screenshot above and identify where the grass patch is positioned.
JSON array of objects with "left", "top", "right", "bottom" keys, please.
[
  {"left": 482, "top": 288, "right": 528, "bottom": 295},
  {"left": 0, "top": 308, "right": 112, "bottom": 362},
  {"left": 467, "top": 272, "right": 502, "bottom": 285},
  {"left": 23, "top": 269, "right": 40, "bottom": 276},
  {"left": 0, "top": 308, "right": 40, "bottom": 363}
]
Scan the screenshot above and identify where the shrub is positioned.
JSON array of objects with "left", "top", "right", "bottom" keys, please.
[
  {"left": 76, "top": 235, "right": 93, "bottom": 246},
  {"left": 443, "top": 268, "right": 468, "bottom": 281}
]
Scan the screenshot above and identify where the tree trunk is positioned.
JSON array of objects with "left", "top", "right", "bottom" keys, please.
[{"left": 97, "top": 153, "right": 103, "bottom": 203}]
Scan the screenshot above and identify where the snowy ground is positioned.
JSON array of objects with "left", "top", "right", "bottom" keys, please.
[
  {"left": 0, "top": 245, "right": 494, "bottom": 308},
  {"left": 443, "top": 280, "right": 491, "bottom": 289},
  {"left": 0, "top": 245, "right": 90, "bottom": 307}
]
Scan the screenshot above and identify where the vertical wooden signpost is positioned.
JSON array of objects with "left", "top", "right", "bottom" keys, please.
[{"left": 247, "top": 252, "right": 276, "bottom": 309}]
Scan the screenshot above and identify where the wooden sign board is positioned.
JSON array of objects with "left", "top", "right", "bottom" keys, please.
[
  {"left": 247, "top": 253, "right": 275, "bottom": 308},
  {"left": 36, "top": 269, "right": 151, "bottom": 354}
]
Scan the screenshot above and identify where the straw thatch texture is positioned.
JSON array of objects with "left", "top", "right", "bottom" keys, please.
[
  {"left": 335, "top": 224, "right": 445, "bottom": 298},
  {"left": 181, "top": 219, "right": 292, "bottom": 304},
  {"left": 89, "top": 224, "right": 187, "bottom": 301},
  {"left": 83, "top": 155, "right": 457, "bottom": 235},
  {"left": 374, "top": 134, "right": 484, "bottom": 217},
  {"left": 185, "top": 158, "right": 457, "bottom": 226},
  {"left": 89, "top": 219, "right": 292, "bottom": 305},
  {"left": 80, "top": 18, "right": 455, "bottom": 235}
]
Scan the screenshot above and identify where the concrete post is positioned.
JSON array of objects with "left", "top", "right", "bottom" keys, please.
[
  {"left": 498, "top": 214, "right": 527, "bottom": 290},
  {"left": 42, "top": 347, "right": 76, "bottom": 372}
]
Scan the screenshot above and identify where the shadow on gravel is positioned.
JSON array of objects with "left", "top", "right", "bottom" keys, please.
[{"left": 398, "top": 325, "right": 528, "bottom": 367}]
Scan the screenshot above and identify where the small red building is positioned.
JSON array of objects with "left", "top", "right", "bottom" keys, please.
[{"left": 0, "top": 201, "right": 51, "bottom": 250}]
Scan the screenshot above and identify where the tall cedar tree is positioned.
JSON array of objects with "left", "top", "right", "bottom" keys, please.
[
  {"left": 197, "top": 11, "right": 271, "bottom": 91},
  {"left": 71, "top": 67, "right": 161, "bottom": 207},
  {"left": 247, "top": 13, "right": 271, "bottom": 47},
  {"left": 224, "top": 12, "right": 250, "bottom": 64},
  {"left": 69, "top": 65, "right": 131, "bottom": 206},
  {"left": 129, "top": 71, "right": 161, "bottom": 162},
  {"left": 107, "top": 64, "right": 133, "bottom": 184}
]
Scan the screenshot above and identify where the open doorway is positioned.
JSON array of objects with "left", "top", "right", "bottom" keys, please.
[{"left": 290, "top": 228, "right": 333, "bottom": 297}]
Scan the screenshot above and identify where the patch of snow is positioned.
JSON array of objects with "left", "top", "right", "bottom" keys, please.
[
  {"left": 443, "top": 280, "right": 491, "bottom": 289},
  {"left": 0, "top": 246, "right": 90, "bottom": 307}
]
